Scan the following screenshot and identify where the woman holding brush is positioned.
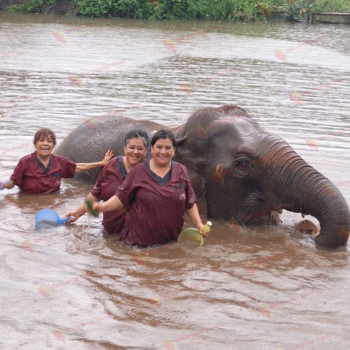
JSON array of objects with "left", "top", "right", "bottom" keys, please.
[
  {"left": 66, "top": 130, "right": 149, "bottom": 236},
  {"left": 85, "top": 129, "right": 210, "bottom": 247}
]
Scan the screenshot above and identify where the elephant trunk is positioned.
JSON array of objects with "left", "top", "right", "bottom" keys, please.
[{"left": 257, "top": 138, "right": 350, "bottom": 248}]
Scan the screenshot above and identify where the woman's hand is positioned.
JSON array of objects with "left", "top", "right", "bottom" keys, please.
[
  {"left": 65, "top": 210, "right": 82, "bottom": 223},
  {"left": 101, "top": 150, "right": 114, "bottom": 166},
  {"left": 0, "top": 180, "right": 14, "bottom": 190},
  {"left": 85, "top": 201, "right": 102, "bottom": 217},
  {"left": 196, "top": 222, "right": 210, "bottom": 238},
  {"left": 186, "top": 204, "right": 210, "bottom": 238}
]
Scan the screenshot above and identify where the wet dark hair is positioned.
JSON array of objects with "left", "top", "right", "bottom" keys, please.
[
  {"left": 151, "top": 129, "right": 177, "bottom": 148},
  {"left": 124, "top": 130, "right": 150, "bottom": 148},
  {"left": 34, "top": 128, "right": 57, "bottom": 146}
]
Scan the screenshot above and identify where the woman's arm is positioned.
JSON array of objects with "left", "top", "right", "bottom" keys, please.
[
  {"left": 88, "top": 195, "right": 124, "bottom": 215},
  {"left": 0, "top": 179, "right": 15, "bottom": 190},
  {"left": 75, "top": 150, "right": 114, "bottom": 173},
  {"left": 66, "top": 192, "right": 98, "bottom": 223},
  {"left": 186, "top": 203, "right": 210, "bottom": 238}
]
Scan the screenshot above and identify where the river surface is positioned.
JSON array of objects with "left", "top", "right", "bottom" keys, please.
[{"left": 0, "top": 12, "right": 350, "bottom": 350}]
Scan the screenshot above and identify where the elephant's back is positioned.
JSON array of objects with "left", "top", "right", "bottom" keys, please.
[{"left": 55, "top": 116, "right": 166, "bottom": 184}]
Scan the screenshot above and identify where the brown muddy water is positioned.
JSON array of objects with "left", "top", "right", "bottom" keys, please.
[{"left": 1, "top": 12, "right": 350, "bottom": 350}]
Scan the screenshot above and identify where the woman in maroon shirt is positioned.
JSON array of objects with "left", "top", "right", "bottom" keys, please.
[
  {"left": 65, "top": 130, "right": 149, "bottom": 235},
  {"left": 87, "top": 130, "right": 210, "bottom": 247},
  {"left": 0, "top": 128, "right": 113, "bottom": 195}
]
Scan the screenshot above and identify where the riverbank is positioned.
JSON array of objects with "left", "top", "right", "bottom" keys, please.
[{"left": 0, "top": 0, "right": 349, "bottom": 22}]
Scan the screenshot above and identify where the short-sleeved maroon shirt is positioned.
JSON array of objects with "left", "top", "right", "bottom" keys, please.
[
  {"left": 116, "top": 160, "right": 197, "bottom": 247},
  {"left": 10, "top": 152, "right": 76, "bottom": 194},
  {"left": 91, "top": 156, "right": 129, "bottom": 235}
]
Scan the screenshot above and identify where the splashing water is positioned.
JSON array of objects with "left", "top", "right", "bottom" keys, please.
[{"left": 65, "top": 214, "right": 104, "bottom": 253}]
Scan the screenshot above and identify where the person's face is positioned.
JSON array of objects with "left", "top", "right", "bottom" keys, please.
[
  {"left": 151, "top": 138, "right": 175, "bottom": 166},
  {"left": 35, "top": 134, "right": 54, "bottom": 158},
  {"left": 124, "top": 138, "right": 147, "bottom": 167}
]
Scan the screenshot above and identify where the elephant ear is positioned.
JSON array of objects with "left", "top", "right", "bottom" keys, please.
[
  {"left": 175, "top": 135, "right": 187, "bottom": 157},
  {"left": 176, "top": 135, "right": 186, "bottom": 147},
  {"left": 173, "top": 134, "right": 196, "bottom": 172}
]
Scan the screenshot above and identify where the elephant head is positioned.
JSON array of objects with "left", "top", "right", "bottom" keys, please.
[{"left": 173, "top": 105, "right": 350, "bottom": 248}]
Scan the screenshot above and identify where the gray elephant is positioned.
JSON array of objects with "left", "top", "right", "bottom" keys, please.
[{"left": 55, "top": 105, "right": 350, "bottom": 248}]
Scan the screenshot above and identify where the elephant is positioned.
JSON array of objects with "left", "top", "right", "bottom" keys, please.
[
  {"left": 55, "top": 105, "right": 350, "bottom": 248},
  {"left": 294, "top": 219, "right": 319, "bottom": 235}
]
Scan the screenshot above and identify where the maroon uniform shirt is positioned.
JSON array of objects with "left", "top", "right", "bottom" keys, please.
[
  {"left": 116, "top": 160, "right": 197, "bottom": 247},
  {"left": 91, "top": 155, "right": 129, "bottom": 235},
  {"left": 10, "top": 152, "right": 76, "bottom": 194}
]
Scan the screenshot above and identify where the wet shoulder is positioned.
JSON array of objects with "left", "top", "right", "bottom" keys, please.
[
  {"left": 19, "top": 152, "right": 36, "bottom": 163},
  {"left": 106, "top": 156, "right": 120, "bottom": 172},
  {"left": 172, "top": 161, "right": 189, "bottom": 175},
  {"left": 51, "top": 153, "right": 69, "bottom": 163},
  {"left": 127, "top": 160, "right": 148, "bottom": 177}
]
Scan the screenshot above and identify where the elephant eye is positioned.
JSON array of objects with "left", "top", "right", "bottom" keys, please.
[{"left": 232, "top": 158, "right": 253, "bottom": 177}]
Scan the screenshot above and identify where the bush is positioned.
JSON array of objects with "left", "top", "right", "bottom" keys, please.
[
  {"left": 75, "top": 0, "right": 270, "bottom": 21},
  {"left": 8, "top": 0, "right": 56, "bottom": 13},
  {"left": 278, "top": 0, "right": 313, "bottom": 21},
  {"left": 314, "top": 0, "right": 350, "bottom": 12}
]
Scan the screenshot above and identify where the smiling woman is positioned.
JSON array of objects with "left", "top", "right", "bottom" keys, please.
[
  {"left": 86, "top": 129, "right": 210, "bottom": 247},
  {"left": 0, "top": 128, "right": 113, "bottom": 194},
  {"left": 65, "top": 130, "right": 150, "bottom": 236}
]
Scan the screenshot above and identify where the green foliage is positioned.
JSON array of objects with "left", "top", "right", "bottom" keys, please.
[
  {"left": 76, "top": 0, "right": 113, "bottom": 17},
  {"left": 6, "top": 0, "right": 350, "bottom": 19},
  {"left": 314, "top": 0, "right": 350, "bottom": 12},
  {"left": 276, "top": 0, "right": 313, "bottom": 21},
  {"left": 74, "top": 0, "right": 271, "bottom": 21},
  {"left": 8, "top": 0, "right": 56, "bottom": 13}
]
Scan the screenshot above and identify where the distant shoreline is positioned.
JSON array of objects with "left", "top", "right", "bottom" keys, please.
[{"left": 1, "top": 0, "right": 349, "bottom": 24}]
